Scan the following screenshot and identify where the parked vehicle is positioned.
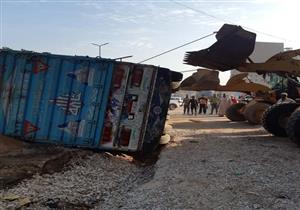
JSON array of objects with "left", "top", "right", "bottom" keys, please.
[{"left": 169, "top": 96, "right": 183, "bottom": 110}]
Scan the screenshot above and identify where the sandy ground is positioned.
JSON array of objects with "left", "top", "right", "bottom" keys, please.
[
  {"left": 116, "top": 108, "right": 300, "bottom": 209},
  {"left": 1, "top": 107, "right": 300, "bottom": 209}
]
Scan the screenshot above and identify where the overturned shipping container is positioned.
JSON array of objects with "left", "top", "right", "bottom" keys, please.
[{"left": 0, "top": 49, "right": 182, "bottom": 153}]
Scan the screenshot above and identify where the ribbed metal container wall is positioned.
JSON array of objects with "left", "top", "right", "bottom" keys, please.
[{"left": 0, "top": 49, "right": 176, "bottom": 152}]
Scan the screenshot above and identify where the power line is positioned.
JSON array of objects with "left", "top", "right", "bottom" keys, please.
[
  {"left": 171, "top": 0, "right": 288, "bottom": 41},
  {"left": 138, "top": 32, "right": 216, "bottom": 64}
]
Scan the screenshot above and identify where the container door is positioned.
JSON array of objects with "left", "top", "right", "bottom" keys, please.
[
  {"left": 100, "top": 64, "right": 157, "bottom": 152},
  {"left": 100, "top": 63, "right": 131, "bottom": 149}
]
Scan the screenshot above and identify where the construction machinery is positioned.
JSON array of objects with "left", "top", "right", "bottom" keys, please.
[
  {"left": 180, "top": 68, "right": 273, "bottom": 124},
  {"left": 183, "top": 23, "right": 300, "bottom": 146}
]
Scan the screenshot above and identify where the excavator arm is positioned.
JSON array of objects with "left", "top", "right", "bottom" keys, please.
[
  {"left": 184, "top": 24, "right": 300, "bottom": 77},
  {"left": 238, "top": 49, "right": 300, "bottom": 76}
]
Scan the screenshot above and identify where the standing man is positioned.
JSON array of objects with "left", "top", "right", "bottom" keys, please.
[
  {"left": 183, "top": 94, "right": 190, "bottom": 114},
  {"left": 198, "top": 95, "right": 208, "bottom": 114},
  {"left": 218, "top": 93, "right": 232, "bottom": 117},
  {"left": 189, "top": 96, "right": 198, "bottom": 116},
  {"left": 210, "top": 94, "right": 219, "bottom": 115}
]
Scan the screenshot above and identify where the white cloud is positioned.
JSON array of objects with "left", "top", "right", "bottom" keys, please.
[{"left": 127, "top": 37, "right": 154, "bottom": 49}]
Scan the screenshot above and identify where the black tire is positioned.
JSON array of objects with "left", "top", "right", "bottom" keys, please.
[
  {"left": 287, "top": 107, "right": 300, "bottom": 146},
  {"left": 262, "top": 103, "right": 299, "bottom": 137},
  {"left": 244, "top": 101, "right": 271, "bottom": 125},
  {"left": 225, "top": 103, "right": 246, "bottom": 121},
  {"left": 169, "top": 103, "right": 177, "bottom": 110}
]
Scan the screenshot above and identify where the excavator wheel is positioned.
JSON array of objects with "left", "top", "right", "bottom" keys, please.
[
  {"left": 286, "top": 107, "right": 300, "bottom": 146},
  {"left": 243, "top": 101, "right": 271, "bottom": 125},
  {"left": 225, "top": 103, "right": 246, "bottom": 121},
  {"left": 262, "top": 103, "right": 299, "bottom": 137}
]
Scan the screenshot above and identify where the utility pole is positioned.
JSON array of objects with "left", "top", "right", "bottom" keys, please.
[{"left": 91, "top": 42, "right": 109, "bottom": 58}]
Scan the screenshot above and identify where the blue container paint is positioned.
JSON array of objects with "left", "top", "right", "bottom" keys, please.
[{"left": 0, "top": 49, "right": 182, "bottom": 152}]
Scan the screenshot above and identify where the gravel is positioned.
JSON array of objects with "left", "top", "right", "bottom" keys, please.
[
  {"left": 0, "top": 153, "right": 142, "bottom": 209},
  {"left": 1, "top": 109, "right": 300, "bottom": 209}
]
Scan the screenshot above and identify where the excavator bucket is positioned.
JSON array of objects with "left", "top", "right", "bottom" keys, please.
[
  {"left": 179, "top": 69, "right": 220, "bottom": 91},
  {"left": 184, "top": 24, "right": 256, "bottom": 70},
  {"left": 179, "top": 69, "right": 270, "bottom": 92}
]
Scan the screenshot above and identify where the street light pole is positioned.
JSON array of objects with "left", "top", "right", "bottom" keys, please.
[{"left": 91, "top": 42, "right": 109, "bottom": 58}]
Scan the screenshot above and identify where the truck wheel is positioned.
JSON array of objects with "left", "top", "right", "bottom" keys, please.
[
  {"left": 287, "top": 107, "right": 300, "bottom": 146},
  {"left": 244, "top": 101, "right": 270, "bottom": 125},
  {"left": 225, "top": 103, "right": 246, "bottom": 121},
  {"left": 262, "top": 103, "right": 299, "bottom": 137},
  {"left": 169, "top": 104, "right": 177, "bottom": 110},
  {"left": 160, "top": 134, "right": 171, "bottom": 145}
]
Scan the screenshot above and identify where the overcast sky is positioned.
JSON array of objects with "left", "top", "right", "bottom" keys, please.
[{"left": 1, "top": 0, "right": 300, "bottom": 84}]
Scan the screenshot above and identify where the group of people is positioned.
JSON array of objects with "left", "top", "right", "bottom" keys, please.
[
  {"left": 182, "top": 94, "right": 238, "bottom": 116},
  {"left": 182, "top": 91, "right": 296, "bottom": 117}
]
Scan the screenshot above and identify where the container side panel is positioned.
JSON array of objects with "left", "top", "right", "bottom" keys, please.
[
  {"left": 62, "top": 60, "right": 92, "bottom": 146},
  {"left": 94, "top": 62, "right": 114, "bottom": 147},
  {"left": 0, "top": 51, "right": 8, "bottom": 133},
  {"left": 35, "top": 57, "right": 62, "bottom": 141},
  {"left": 5, "top": 56, "right": 27, "bottom": 136},
  {"left": 18, "top": 56, "right": 34, "bottom": 137},
  {"left": 1, "top": 53, "right": 17, "bottom": 134},
  {"left": 23, "top": 56, "right": 49, "bottom": 140},
  {"left": 83, "top": 62, "right": 105, "bottom": 146},
  {"left": 59, "top": 60, "right": 86, "bottom": 145},
  {"left": 60, "top": 59, "right": 104, "bottom": 147},
  {"left": 48, "top": 59, "right": 76, "bottom": 143},
  {"left": 73, "top": 61, "right": 112, "bottom": 147}
]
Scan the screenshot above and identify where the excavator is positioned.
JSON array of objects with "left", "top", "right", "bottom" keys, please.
[{"left": 181, "top": 23, "right": 300, "bottom": 146}]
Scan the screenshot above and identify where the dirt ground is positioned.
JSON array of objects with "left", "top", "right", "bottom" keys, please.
[{"left": 1, "top": 107, "right": 300, "bottom": 209}]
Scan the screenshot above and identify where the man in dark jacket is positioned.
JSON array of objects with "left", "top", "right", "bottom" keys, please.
[
  {"left": 183, "top": 94, "right": 190, "bottom": 114},
  {"left": 189, "top": 96, "right": 198, "bottom": 115},
  {"left": 198, "top": 95, "right": 208, "bottom": 114}
]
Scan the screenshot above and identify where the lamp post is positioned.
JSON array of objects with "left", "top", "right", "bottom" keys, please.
[{"left": 91, "top": 42, "right": 109, "bottom": 58}]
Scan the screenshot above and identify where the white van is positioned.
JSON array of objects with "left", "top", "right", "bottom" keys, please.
[{"left": 169, "top": 96, "right": 183, "bottom": 110}]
